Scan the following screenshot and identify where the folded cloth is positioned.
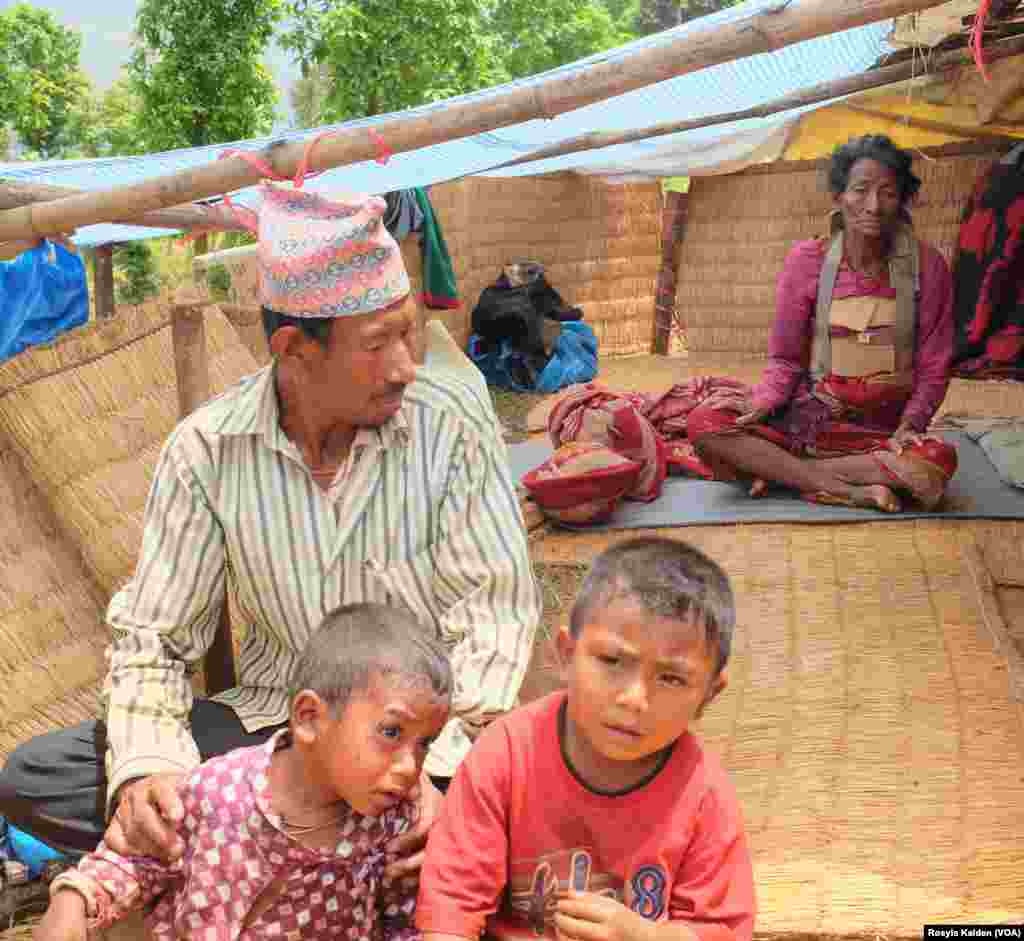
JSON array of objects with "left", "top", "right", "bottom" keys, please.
[
  {"left": 961, "top": 420, "right": 1024, "bottom": 489},
  {"left": 413, "top": 188, "right": 460, "bottom": 310}
]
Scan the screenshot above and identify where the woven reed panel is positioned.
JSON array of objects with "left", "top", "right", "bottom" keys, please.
[
  {"left": 0, "top": 435, "right": 108, "bottom": 759},
  {"left": 0, "top": 302, "right": 259, "bottom": 601},
  {"left": 422, "top": 175, "right": 662, "bottom": 357},
  {"left": 676, "top": 151, "right": 1003, "bottom": 357}
]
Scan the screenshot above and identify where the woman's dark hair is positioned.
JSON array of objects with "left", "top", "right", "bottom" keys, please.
[
  {"left": 262, "top": 305, "right": 333, "bottom": 347},
  {"left": 828, "top": 134, "right": 921, "bottom": 206}
]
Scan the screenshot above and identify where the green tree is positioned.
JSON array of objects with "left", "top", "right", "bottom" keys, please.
[
  {"left": 0, "top": 4, "right": 91, "bottom": 157},
  {"left": 630, "top": 0, "right": 742, "bottom": 35},
  {"left": 289, "top": 61, "right": 331, "bottom": 129},
  {"left": 62, "top": 77, "right": 145, "bottom": 158},
  {"left": 488, "top": 0, "right": 631, "bottom": 83},
  {"left": 131, "top": 0, "right": 285, "bottom": 151},
  {"left": 281, "top": 0, "right": 633, "bottom": 125},
  {"left": 114, "top": 241, "right": 161, "bottom": 305},
  {"left": 283, "top": 0, "right": 499, "bottom": 121}
]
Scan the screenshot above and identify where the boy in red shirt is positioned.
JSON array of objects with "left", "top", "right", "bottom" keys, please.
[{"left": 416, "top": 536, "right": 754, "bottom": 941}]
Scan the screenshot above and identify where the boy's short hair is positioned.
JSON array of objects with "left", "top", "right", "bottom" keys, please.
[
  {"left": 569, "top": 537, "right": 735, "bottom": 673},
  {"left": 290, "top": 603, "right": 452, "bottom": 710}
]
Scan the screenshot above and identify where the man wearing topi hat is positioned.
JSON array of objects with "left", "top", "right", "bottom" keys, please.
[{"left": 0, "top": 184, "right": 540, "bottom": 884}]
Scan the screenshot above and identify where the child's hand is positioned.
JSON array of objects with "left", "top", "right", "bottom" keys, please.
[
  {"left": 33, "top": 890, "right": 89, "bottom": 941},
  {"left": 554, "top": 891, "right": 651, "bottom": 941}
]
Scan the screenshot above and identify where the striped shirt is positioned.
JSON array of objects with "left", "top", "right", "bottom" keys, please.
[{"left": 104, "top": 361, "right": 540, "bottom": 804}]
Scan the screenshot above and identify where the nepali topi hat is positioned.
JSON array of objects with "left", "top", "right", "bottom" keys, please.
[{"left": 256, "top": 182, "right": 410, "bottom": 318}]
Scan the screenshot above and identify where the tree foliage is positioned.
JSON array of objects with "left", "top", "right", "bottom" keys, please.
[
  {"left": 487, "top": 0, "right": 631, "bottom": 84},
  {"left": 114, "top": 241, "right": 161, "bottom": 305},
  {"left": 0, "top": 4, "right": 91, "bottom": 157},
  {"left": 282, "top": 0, "right": 499, "bottom": 123},
  {"left": 62, "top": 78, "right": 145, "bottom": 158},
  {"left": 626, "top": 0, "right": 743, "bottom": 35},
  {"left": 281, "top": 0, "right": 634, "bottom": 126},
  {"left": 131, "top": 0, "right": 285, "bottom": 150}
]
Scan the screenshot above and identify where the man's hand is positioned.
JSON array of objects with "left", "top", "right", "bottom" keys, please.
[
  {"left": 105, "top": 773, "right": 186, "bottom": 861},
  {"left": 384, "top": 772, "right": 445, "bottom": 890},
  {"left": 34, "top": 889, "right": 88, "bottom": 941},
  {"left": 555, "top": 891, "right": 651, "bottom": 941}
]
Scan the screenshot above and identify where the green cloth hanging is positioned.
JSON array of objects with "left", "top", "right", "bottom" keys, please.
[{"left": 413, "top": 188, "right": 459, "bottom": 310}]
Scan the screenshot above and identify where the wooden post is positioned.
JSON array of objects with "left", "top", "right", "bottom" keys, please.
[
  {"left": 653, "top": 191, "right": 688, "bottom": 355},
  {"left": 94, "top": 245, "right": 116, "bottom": 320},
  {"left": 171, "top": 287, "right": 237, "bottom": 695}
]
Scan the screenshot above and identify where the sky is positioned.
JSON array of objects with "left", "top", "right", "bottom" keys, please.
[{"left": 0, "top": 0, "right": 298, "bottom": 122}]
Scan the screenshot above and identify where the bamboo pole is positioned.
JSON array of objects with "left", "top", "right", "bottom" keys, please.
[
  {"left": 0, "top": 179, "right": 246, "bottom": 232},
  {"left": 841, "top": 102, "right": 1022, "bottom": 141},
  {"left": 0, "top": 0, "right": 952, "bottom": 243},
  {"left": 490, "top": 34, "right": 1024, "bottom": 171},
  {"left": 170, "top": 287, "right": 238, "bottom": 695}
]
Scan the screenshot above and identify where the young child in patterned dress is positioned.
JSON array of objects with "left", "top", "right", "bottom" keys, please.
[
  {"left": 417, "top": 536, "right": 755, "bottom": 941},
  {"left": 36, "top": 602, "right": 451, "bottom": 941}
]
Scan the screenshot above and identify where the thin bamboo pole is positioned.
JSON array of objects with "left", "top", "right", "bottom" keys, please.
[
  {"left": 841, "top": 102, "right": 1021, "bottom": 141},
  {"left": 0, "top": 179, "right": 246, "bottom": 232},
  {"left": 491, "top": 34, "right": 1024, "bottom": 171},
  {"left": 0, "top": 0, "right": 952, "bottom": 243},
  {"left": 170, "top": 287, "right": 238, "bottom": 695}
]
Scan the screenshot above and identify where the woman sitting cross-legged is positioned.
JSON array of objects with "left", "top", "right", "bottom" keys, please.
[{"left": 687, "top": 133, "right": 958, "bottom": 512}]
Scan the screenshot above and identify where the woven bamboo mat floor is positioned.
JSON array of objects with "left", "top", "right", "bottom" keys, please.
[{"left": 526, "top": 354, "right": 1024, "bottom": 938}]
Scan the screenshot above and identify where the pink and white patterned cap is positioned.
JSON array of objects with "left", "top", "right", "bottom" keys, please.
[{"left": 257, "top": 182, "right": 410, "bottom": 318}]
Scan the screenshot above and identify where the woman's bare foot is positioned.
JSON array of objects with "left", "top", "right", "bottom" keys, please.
[
  {"left": 850, "top": 484, "right": 901, "bottom": 513},
  {"left": 802, "top": 484, "right": 901, "bottom": 513}
]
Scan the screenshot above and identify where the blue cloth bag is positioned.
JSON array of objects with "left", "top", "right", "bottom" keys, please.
[
  {"left": 467, "top": 321, "right": 598, "bottom": 393},
  {"left": 534, "top": 321, "right": 598, "bottom": 393},
  {"left": 0, "top": 240, "right": 89, "bottom": 363}
]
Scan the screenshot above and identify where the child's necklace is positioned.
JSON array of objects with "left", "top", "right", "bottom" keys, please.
[{"left": 279, "top": 807, "right": 347, "bottom": 836}]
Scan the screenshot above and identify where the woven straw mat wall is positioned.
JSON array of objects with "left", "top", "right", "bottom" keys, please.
[
  {"left": 0, "top": 434, "right": 108, "bottom": 757},
  {"left": 0, "top": 304, "right": 259, "bottom": 756},
  {"left": 674, "top": 150, "right": 1001, "bottom": 361},
  {"left": 424, "top": 175, "right": 662, "bottom": 357}
]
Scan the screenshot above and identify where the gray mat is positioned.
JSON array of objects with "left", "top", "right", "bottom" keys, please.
[{"left": 507, "top": 432, "right": 1024, "bottom": 529}]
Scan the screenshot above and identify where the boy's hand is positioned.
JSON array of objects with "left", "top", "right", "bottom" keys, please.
[
  {"left": 33, "top": 889, "right": 88, "bottom": 941},
  {"left": 555, "top": 891, "right": 652, "bottom": 941}
]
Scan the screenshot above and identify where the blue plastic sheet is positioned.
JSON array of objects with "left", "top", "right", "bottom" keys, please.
[
  {"left": 535, "top": 321, "right": 598, "bottom": 393},
  {"left": 0, "top": 240, "right": 89, "bottom": 363},
  {"left": 468, "top": 321, "right": 598, "bottom": 393}
]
